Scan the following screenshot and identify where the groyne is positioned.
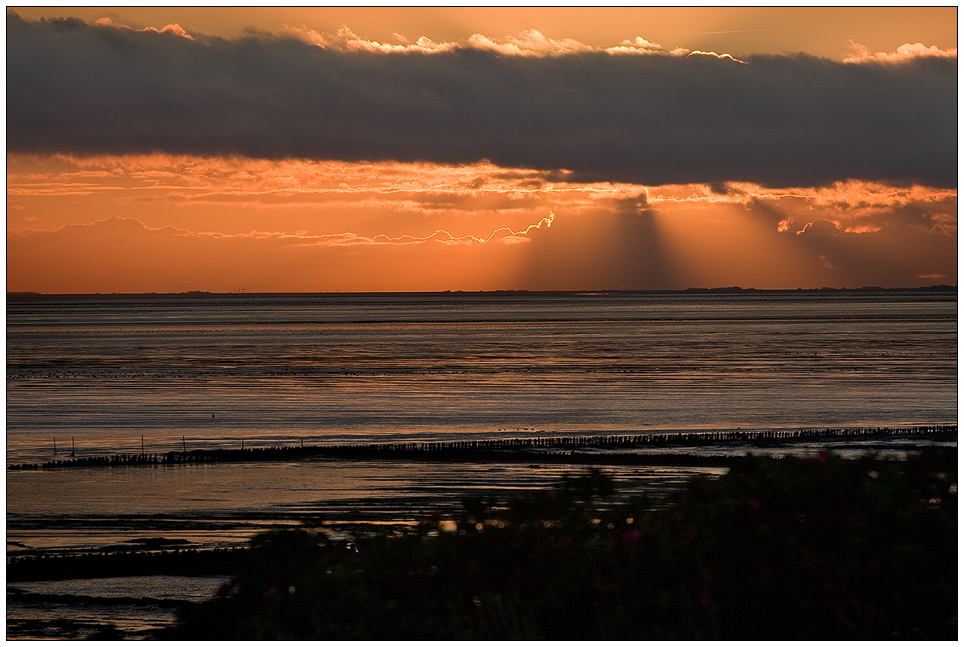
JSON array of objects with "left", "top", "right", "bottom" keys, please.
[
  {"left": 8, "top": 424, "right": 956, "bottom": 471},
  {"left": 7, "top": 546, "right": 250, "bottom": 583}
]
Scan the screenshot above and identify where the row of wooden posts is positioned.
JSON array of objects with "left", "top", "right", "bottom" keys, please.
[{"left": 7, "top": 424, "right": 956, "bottom": 471}]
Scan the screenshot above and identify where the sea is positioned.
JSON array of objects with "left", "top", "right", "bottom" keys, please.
[{"left": 5, "top": 289, "right": 958, "bottom": 638}]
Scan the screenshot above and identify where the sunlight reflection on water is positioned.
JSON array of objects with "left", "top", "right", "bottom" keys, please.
[{"left": 7, "top": 459, "right": 731, "bottom": 552}]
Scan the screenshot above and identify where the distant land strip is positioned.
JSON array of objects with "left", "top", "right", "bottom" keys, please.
[
  {"left": 8, "top": 425, "right": 956, "bottom": 471},
  {"left": 5, "top": 285, "right": 958, "bottom": 298}
]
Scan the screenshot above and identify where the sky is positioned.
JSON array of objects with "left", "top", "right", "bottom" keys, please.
[{"left": 6, "top": 7, "right": 958, "bottom": 293}]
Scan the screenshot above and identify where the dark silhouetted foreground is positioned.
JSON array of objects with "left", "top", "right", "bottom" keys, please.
[{"left": 160, "top": 449, "right": 957, "bottom": 640}]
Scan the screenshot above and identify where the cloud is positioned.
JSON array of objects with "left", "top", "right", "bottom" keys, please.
[
  {"left": 605, "top": 36, "right": 688, "bottom": 56},
  {"left": 844, "top": 41, "right": 957, "bottom": 64},
  {"left": 9, "top": 188, "right": 955, "bottom": 293},
  {"left": 9, "top": 206, "right": 556, "bottom": 250},
  {"left": 321, "top": 25, "right": 458, "bottom": 54},
  {"left": 467, "top": 29, "right": 595, "bottom": 57},
  {"left": 265, "top": 25, "right": 683, "bottom": 58},
  {"left": 6, "top": 13, "right": 957, "bottom": 188},
  {"left": 288, "top": 210, "right": 553, "bottom": 247},
  {"left": 795, "top": 219, "right": 842, "bottom": 236},
  {"left": 94, "top": 16, "right": 194, "bottom": 40},
  {"left": 687, "top": 50, "right": 747, "bottom": 64},
  {"left": 6, "top": 216, "right": 534, "bottom": 292}
]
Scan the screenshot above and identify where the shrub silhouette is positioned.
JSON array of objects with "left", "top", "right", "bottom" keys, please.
[{"left": 162, "top": 451, "right": 957, "bottom": 640}]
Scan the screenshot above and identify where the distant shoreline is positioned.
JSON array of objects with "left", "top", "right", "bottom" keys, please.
[{"left": 7, "top": 285, "right": 957, "bottom": 298}]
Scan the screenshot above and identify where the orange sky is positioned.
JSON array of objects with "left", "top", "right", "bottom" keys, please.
[
  {"left": 10, "top": 6, "right": 957, "bottom": 59},
  {"left": 5, "top": 7, "right": 957, "bottom": 293}
]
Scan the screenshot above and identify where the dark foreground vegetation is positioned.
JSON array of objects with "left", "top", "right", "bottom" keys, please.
[{"left": 159, "top": 448, "right": 957, "bottom": 640}]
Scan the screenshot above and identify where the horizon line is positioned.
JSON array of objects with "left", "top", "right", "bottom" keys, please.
[{"left": 7, "top": 285, "right": 957, "bottom": 298}]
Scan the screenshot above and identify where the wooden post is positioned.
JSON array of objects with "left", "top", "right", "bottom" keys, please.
[
  {"left": 53, "top": 437, "right": 57, "bottom": 454},
  {"left": 182, "top": 435, "right": 186, "bottom": 452},
  {"left": 71, "top": 437, "right": 75, "bottom": 457}
]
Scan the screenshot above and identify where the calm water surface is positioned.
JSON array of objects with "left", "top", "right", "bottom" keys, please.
[
  {"left": 7, "top": 290, "right": 957, "bottom": 547},
  {"left": 7, "top": 291, "right": 956, "bottom": 462}
]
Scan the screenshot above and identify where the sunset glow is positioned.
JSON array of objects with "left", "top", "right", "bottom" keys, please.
[{"left": 6, "top": 7, "right": 957, "bottom": 293}]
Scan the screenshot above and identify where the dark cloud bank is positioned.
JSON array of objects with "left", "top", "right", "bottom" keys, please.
[{"left": 7, "top": 12, "right": 957, "bottom": 188}]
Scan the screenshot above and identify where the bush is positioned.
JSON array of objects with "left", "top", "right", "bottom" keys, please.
[{"left": 161, "top": 449, "right": 957, "bottom": 640}]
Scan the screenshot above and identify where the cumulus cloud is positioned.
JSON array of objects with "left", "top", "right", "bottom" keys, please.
[
  {"left": 605, "top": 36, "right": 688, "bottom": 56},
  {"left": 94, "top": 16, "right": 194, "bottom": 40},
  {"left": 270, "top": 25, "right": 680, "bottom": 58},
  {"left": 6, "top": 12, "right": 957, "bottom": 188},
  {"left": 466, "top": 29, "right": 595, "bottom": 56},
  {"left": 844, "top": 41, "right": 957, "bottom": 64},
  {"left": 324, "top": 25, "right": 458, "bottom": 54}
]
